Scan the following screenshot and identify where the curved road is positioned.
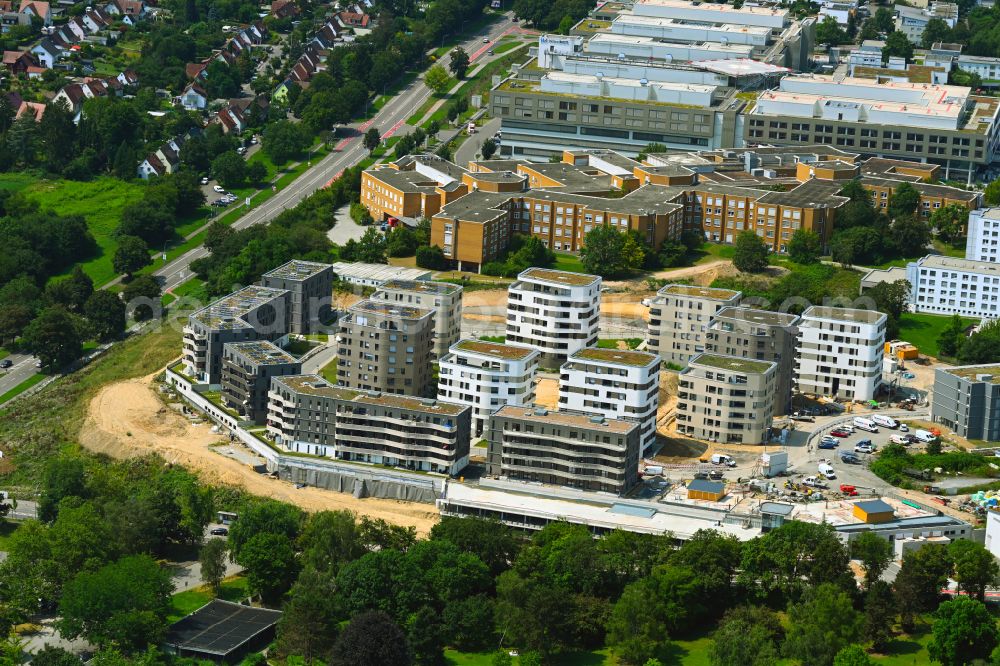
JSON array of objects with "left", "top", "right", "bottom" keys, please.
[{"left": 158, "top": 15, "right": 518, "bottom": 292}]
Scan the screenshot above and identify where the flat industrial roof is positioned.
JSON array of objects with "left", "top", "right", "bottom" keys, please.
[
  {"left": 696, "top": 58, "right": 790, "bottom": 77},
  {"left": 331, "top": 262, "right": 433, "bottom": 283},
  {"left": 914, "top": 254, "right": 1000, "bottom": 276},
  {"left": 570, "top": 347, "right": 659, "bottom": 367},
  {"left": 453, "top": 339, "right": 538, "bottom": 360},
  {"left": 165, "top": 600, "right": 282, "bottom": 657},
  {"left": 855, "top": 499, "right": 895, "bottom": 514}
]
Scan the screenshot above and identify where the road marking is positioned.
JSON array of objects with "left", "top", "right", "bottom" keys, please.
[{"left": 383, "top": 117, "right": 408, "bottom": 139}]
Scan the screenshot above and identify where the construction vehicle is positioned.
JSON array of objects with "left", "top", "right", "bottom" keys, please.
[
  {"left": 802, "top": 476, "right": 828, "bottom": 489},
  {"left": 904, "top": 468, "right": 933, "bottom": 481},
  {"left": 839, "top": 484, "right": 859, "bottom": 496}
]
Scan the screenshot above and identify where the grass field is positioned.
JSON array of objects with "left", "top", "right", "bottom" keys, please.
[
  {"left": 553, "top": 253, "right": 587, "bottom": 274},
  {"left": 168, "top": 576, "right": 250, "bottom": 622},
  {"left": 897, "top": 312, "right": 977, "bottom": 360},
  {"left": 0, "top": 373, "right": 45, "bottom": 405},
  {"left": 492, "top": 39, "right": 524, "bottom": 54}
]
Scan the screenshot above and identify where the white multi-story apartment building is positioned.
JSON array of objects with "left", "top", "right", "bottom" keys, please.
[
  {"left": 506, "top": 268, "right": 601, "bottom": 366},
  {"left": 371, "top": 279, "right": 463, "bottom": 359},
  {"left": 676, "top": 353, "right": 777, "bottom": 445},
  {"left": 647, "top": 284, "right": 742, "bottom": 364},
  {"left": 559, "top": 347, "right": 661, "bottom": 455},
  {"left": 795, "top": 306, "right": 887, "bottom": 401},
  {"left": 966, "top": 207, "right": 1000, "bottom": 263},
  {"left": 437, "top": 339, "right": 540, "bottom": 436},
  {"left": 906, "top": 255, "right": 1000, "bottom": 319}
]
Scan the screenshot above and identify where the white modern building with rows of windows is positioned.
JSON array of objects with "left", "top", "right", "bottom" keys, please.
[
  {"left": 906, "top": 255, "right": 1000, "bottom": 319},
  {"left": 966, "top": 207, "right": 1000, "bottom": 264},
  {"left": 795, "top": 306, "right": 887, "bottom": 401}
]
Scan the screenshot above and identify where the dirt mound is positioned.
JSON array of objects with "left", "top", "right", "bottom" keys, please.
[{"left": 79, "top": 376, "right": 440, "bottom": 533}]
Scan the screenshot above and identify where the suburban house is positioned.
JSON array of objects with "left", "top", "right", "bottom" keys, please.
[
  {"left": 53, "top": 72, "right": 132, "bottom": 122},
  {"left": 30, "top": 37, "right": 60, "bottom": 68},
  {"left": 178, "top": 82, "right": 208, "bottom": 110},
  {"left": 215, "top": 104, "right": 245, "bottom": 134},
  {"left": 138, "top": 128, "right": 202, "bottom": 179},
  {"left": 15, "top": 100, "right": 45, "bottom": 120},
  {"left": 19, "top": 0, "right": 50, "bottom": 25},
  {"left": 337, "top": 10, "right": 370, "bottom": 28},
  {"left": 102, "top": 0, "right": 145, "bottom": 19},
  {"left": 2, "top": 50, "right": 36, "bottom": 76},
  {"left": 270, "top": 0, "right": 298, "bottom": 18},
  {"left": 0, "top": 9, "right": 29, "bottom": 33}
]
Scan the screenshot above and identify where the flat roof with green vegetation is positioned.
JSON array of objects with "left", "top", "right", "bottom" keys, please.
[
  {"left": 381, "top": 279, "right": 461, "bottom": 295},
  {"left": 454, "top": 340, "right": 537, "bottom": 360},
  {"left": 349, "top": 299, "right": 433, "bottom": 320},
  {"left": 944, "top": 364, "right": 1000, "bottom": 384},
  {"left": 273, "top": 374, "right": 467, "bottom": 415},
  {"left": 659, "top": 284, "right": 740, "bottom": 300},
  {"left": 262, "top": 259, "right": 331, "bottom": 281},
  {"left": 690, "top": 353, "right": 773, "bottom": 374},
  {"left": 803, "top": 305, "right": 886, "bottom": 325},
  {"left": 521, "top": 267, "right": 599, "bottom": 286},
  {"left": 572, "top": 347, "right": 658, "bottom": 367}
]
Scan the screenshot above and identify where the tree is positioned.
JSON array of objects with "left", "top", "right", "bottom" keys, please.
[
  {"left": 929, "top": 596, "right": 1000, "bottom": 666},
  {"left": 330, "top": 611, "right": 411, "bottom": 666},
  {"left": 866, "top": 279, "right": 911, "bottom": 338},
  {"left": 416, "top": 244, "right": 448, "bottom": 270},
  {"left": 709, "top": 606, "right": 783, "bottom": 666},
  {"left": 833, "top": 645, "right": 874, "bottom": 666},
  {"left": 247, "top": 161, "right": 268, "bottom": 186},
  {"left": 430, "top": 516, "right": 521, "bottom": 579},
  {"left": 58, "top": 555, "right": 173, "bottom": 652},
  {"left": 263, "top": 120, "right": 310, "bottom": 165},
  {"left": 449, "top": 47, "right": 470, "bottom": 79},
  {"left": 872, "top": 6, "right": 894, "bottom": 32},
  {"left": 31, "top": 646, "right": 83, "bottom": 666},
  {"left": 852, "top": 532, "right": 893, "bottom": 589},
  {"left": 882, "top": 31, "right": 914, "bottom": 64},
  {"left": 298, "top": 510, "right": 365, "bottom": 576},
  {"left": 891, "top": 216, "right": 931, "bottom": 257},
  {"left": 46, "top": 266, "right": 94, "bottom": 313},
  {"left": 274, "top": 567, "right": 340, "bottom": 661},
  {"left": 425, "top": 65, "right": 451, "bottom": 95},
  {"left": 930, "top": 204, "right": 969, "bottom": 243},
  {"left": 407, "top": 605, "right": 447, "bottom": 666},
  {"left": 236, "top": 532, "right": 299, "bottom": 603},
  {"left": 740, "top": 521, "right": 852, "bottom": 600},
  {"left": 784, "top": 584, "right": 863, "bottom": 666},
  {"left": 122, "top": 275, "right": 162, "bottom": 322},
  {"left": 733, "top": 230, "right": 769, "bottom": 273},
  {"left": 864, "top": 581, "right": 896, "bottom": 652},
  {"left": 23, "top": 306, "right": 82, "bottom": 370},
  {"left": 921, "top": 17, "right": 952, "bottom": 49},
  {"left": 227, "top": 500, "right": 303, "bottom": 560},
  {"left": 481, "top": 137, "right": 497, "bottom": 160},
  {"left": 199, "top": 538, "right": 228, "bottom": 594},
  {"left": 38, "top": 457, "right": 87, "bottom": 522},
  {"left": 112, "top": 236, "right": 152, "bottom": 278},
  {"left": 816, "top": 15, "right": 848, "bottom": 44},
  {"left": 84, "top": 291, "right": 126, "bottom": 342},
  {"left": 889, "top": 182, "right": 921, "bottom": 220},
  {"left": 949, "top": 540, "right": 999, "bottom": 601},
  {"left": 386, "top": 226, "right": 419, "bottom": 257},
  {"left": 210, "top": 152, "right": 248, "bottom": 189},
  {"left": 937, "top": 314, "right": 966, "bottom": 358},
  {"left": 787, "top": 228, "right": 822, "bottom": 264},
  {"left": 581, "top": 224, "right": 630, "bottom": 277},
  {"left": 894, "top": 543, "right": 953, "bottom": 629},
  {"left": 118, "top": 201, "right": 174, "bottom": 245},
  {"left": 364, "top": 127, "right": 382, "bottom": 154},
  {"left": 985, "top": 179, "right": 1000, "bottom": 206}
]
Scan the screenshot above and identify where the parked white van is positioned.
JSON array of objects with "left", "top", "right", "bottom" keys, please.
[
  {"left": 853, "top": 417, "right": 879, "bottom": 433},
  {"left": 914, "top": 429, "right": 938, "bottom": 443},
  {"left": 872, "top": 414, "right": 898, "bottom": 429},
  {"left": 711, "top": 454, "right": 736, "bottom": 467},
  {"left": 818, "top": 462, "right": 836, "bottom": 480}
]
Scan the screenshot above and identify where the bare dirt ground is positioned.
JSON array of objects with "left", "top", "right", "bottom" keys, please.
[
  {"left": 534, "top": 377, "right": 559, "bottom": 409},
  {"left": 78, "top": 375, "right": 440, "bottom": 533}
]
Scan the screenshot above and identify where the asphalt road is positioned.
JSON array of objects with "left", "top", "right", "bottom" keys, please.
[
  {"left": 0, "top": 354, "right": 40, "bottom": 402},
  {"left": 158, "top": 15, "right": 516, "bottom": 293}
]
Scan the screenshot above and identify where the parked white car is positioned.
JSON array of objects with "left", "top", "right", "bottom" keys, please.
[{"left": 213, "top": 185, "right": 225, "bottom": 193}]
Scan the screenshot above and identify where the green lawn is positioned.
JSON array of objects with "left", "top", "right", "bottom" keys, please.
[
  {"left": 553, "top": 252, "right": 587, "bottom": 274},
  {"left": 932, "top": 238, "right": 967, "bottom": 258},
  {"left": 492, "top": 40, "right": 524, "bottom": 55},
  {"left": 169, "top": 576, "right": 250, "bottom": 622},
  {"left": 693, "top": 243, "right": 736, "bottom": 264},
  {"left": 320, "top": 358, "right": 338, "bottom": 384},
  {"left": 0, "top": 373, "right": 46, "bottom": 405},
  {"left": 9, "top": 176, "right": 148, "bottom": 287},
  {"left": 896, "top": 312, "right": 977, "bottom": 360}
]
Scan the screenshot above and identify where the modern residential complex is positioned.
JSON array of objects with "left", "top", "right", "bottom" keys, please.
[
  {"left": 372, "top": 279, "right": 463, "bottom": 359},
  {"left": 745, "top": 75, "right": 1000, "bottom": 182},
  {"left": 182, "top": 286, "right": 292, "bottom": 385},
  {"left": 336, "top": 299, "right": 436, "bottom": 396},
  {"left": 906, "top": 255, "right": 1000, "bottom": 319},
  {"left": 261, "top": 260, "right": 334, "bottom": 335},
  {"left": 704, "top": 307, "right": 800, "bottom": 416},
  {"left": 676, "top": 353, "right": 778, "bottom": 444},
  {"left": 506, "top": 268, "right": 602, "bottom": 365},
  {"left": 932, "top": 364, "right": 1000, "bottom": 441},
  {"left": 437, "top": 339, "right": 540, "bottom": 436},
  {"left": 647, "top": 284, "right": 742, "bottom": 364},
  {"left": 486, "top": 405, "right": 641, "bottom": 495},
  {"left": 795, "top": 306, "right": 887, "bottom": 401},
  {"left": 966, "top": 207, "right": 1000, "bottom": 263},
  {"left": 558, "top": 347, "right": 661, "bottom": 454},
  {"left": 220, "top": 341, "right": 300, "bottom": 425},
  {"left": 267, "top": 374, "right": 472, "bottom": 474}
]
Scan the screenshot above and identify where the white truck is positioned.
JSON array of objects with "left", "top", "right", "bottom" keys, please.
[
  {"left": 711, "top": 454, "right": 736, "bottom": 467},
  {"left": 914, "top": 429, "right": 938, "bottom": 443},
  {"left": 803, "top": 475, "right": 828, "bottom": 489},
  {"left": 872, "top": 414, "right": 898, "bottom": 429},
  {"left": 818, "top": 462, "right": 836, "bottom": 480},
  {"left": 853, "top": 416, "right": 879, "bottom": 433}
]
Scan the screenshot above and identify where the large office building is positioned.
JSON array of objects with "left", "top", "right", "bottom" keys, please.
[
  {"left": 336, "top": 299, "right": 436, "bottom": 397},
  {"left": 795, "top": 306, "right": 887, "bottom": 401},
  {"left": 220, "top": 341, "right": 300, "bottom": 424},
  {"left": 260, "top": 260, "right": 334, "bottom": 335},
  {"left": 267, "top": 374, "right": 472, "bottom": 474},
  {"left": 647, "top": 284, "right": 742, "bottom": 364},
  {"left": 183, "top": 286, "right": 292, "bottom": 385},
  {"left": 437, "top": 339, "right": 540, "bottom": 436},
  {"left": 932, "top": 364, "right": 1000, "bottom": 441},
  {"left": 906, "top": 255, "right": 1000, "bottom": 319},
  {"left": 506, "top": 268, "right": 602, "bottom": 365},
  {"left": 704, "top": 307, "right": 800, "bottom": 417},
  {"left": 745, "top": 75, "right": 1000, "bottom": 182},
  {"left": 676, "top": 353, "right": 777, "bottom": 445},
  {"left": 966, "top": 207, "right": 1000, "bottom": 264},
  {"left": 559, "top": 347, "right": 661, "bottom": 455},
  {"left": 371, "top": 279, "right": 463, "bottom": 359},
  {"left": 486, "top": 405, "right": 641, "bottom": 495},
  {"left": 359, "top": 154, "right": 470, "bottom": 222}
]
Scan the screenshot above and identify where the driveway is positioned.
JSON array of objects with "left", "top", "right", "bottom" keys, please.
[
  {"left": 327, "top": 204, "right": 368, "bottom": 245},
  {"left": 453, "top": 117, "right": 501, "bottom": 166}
]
